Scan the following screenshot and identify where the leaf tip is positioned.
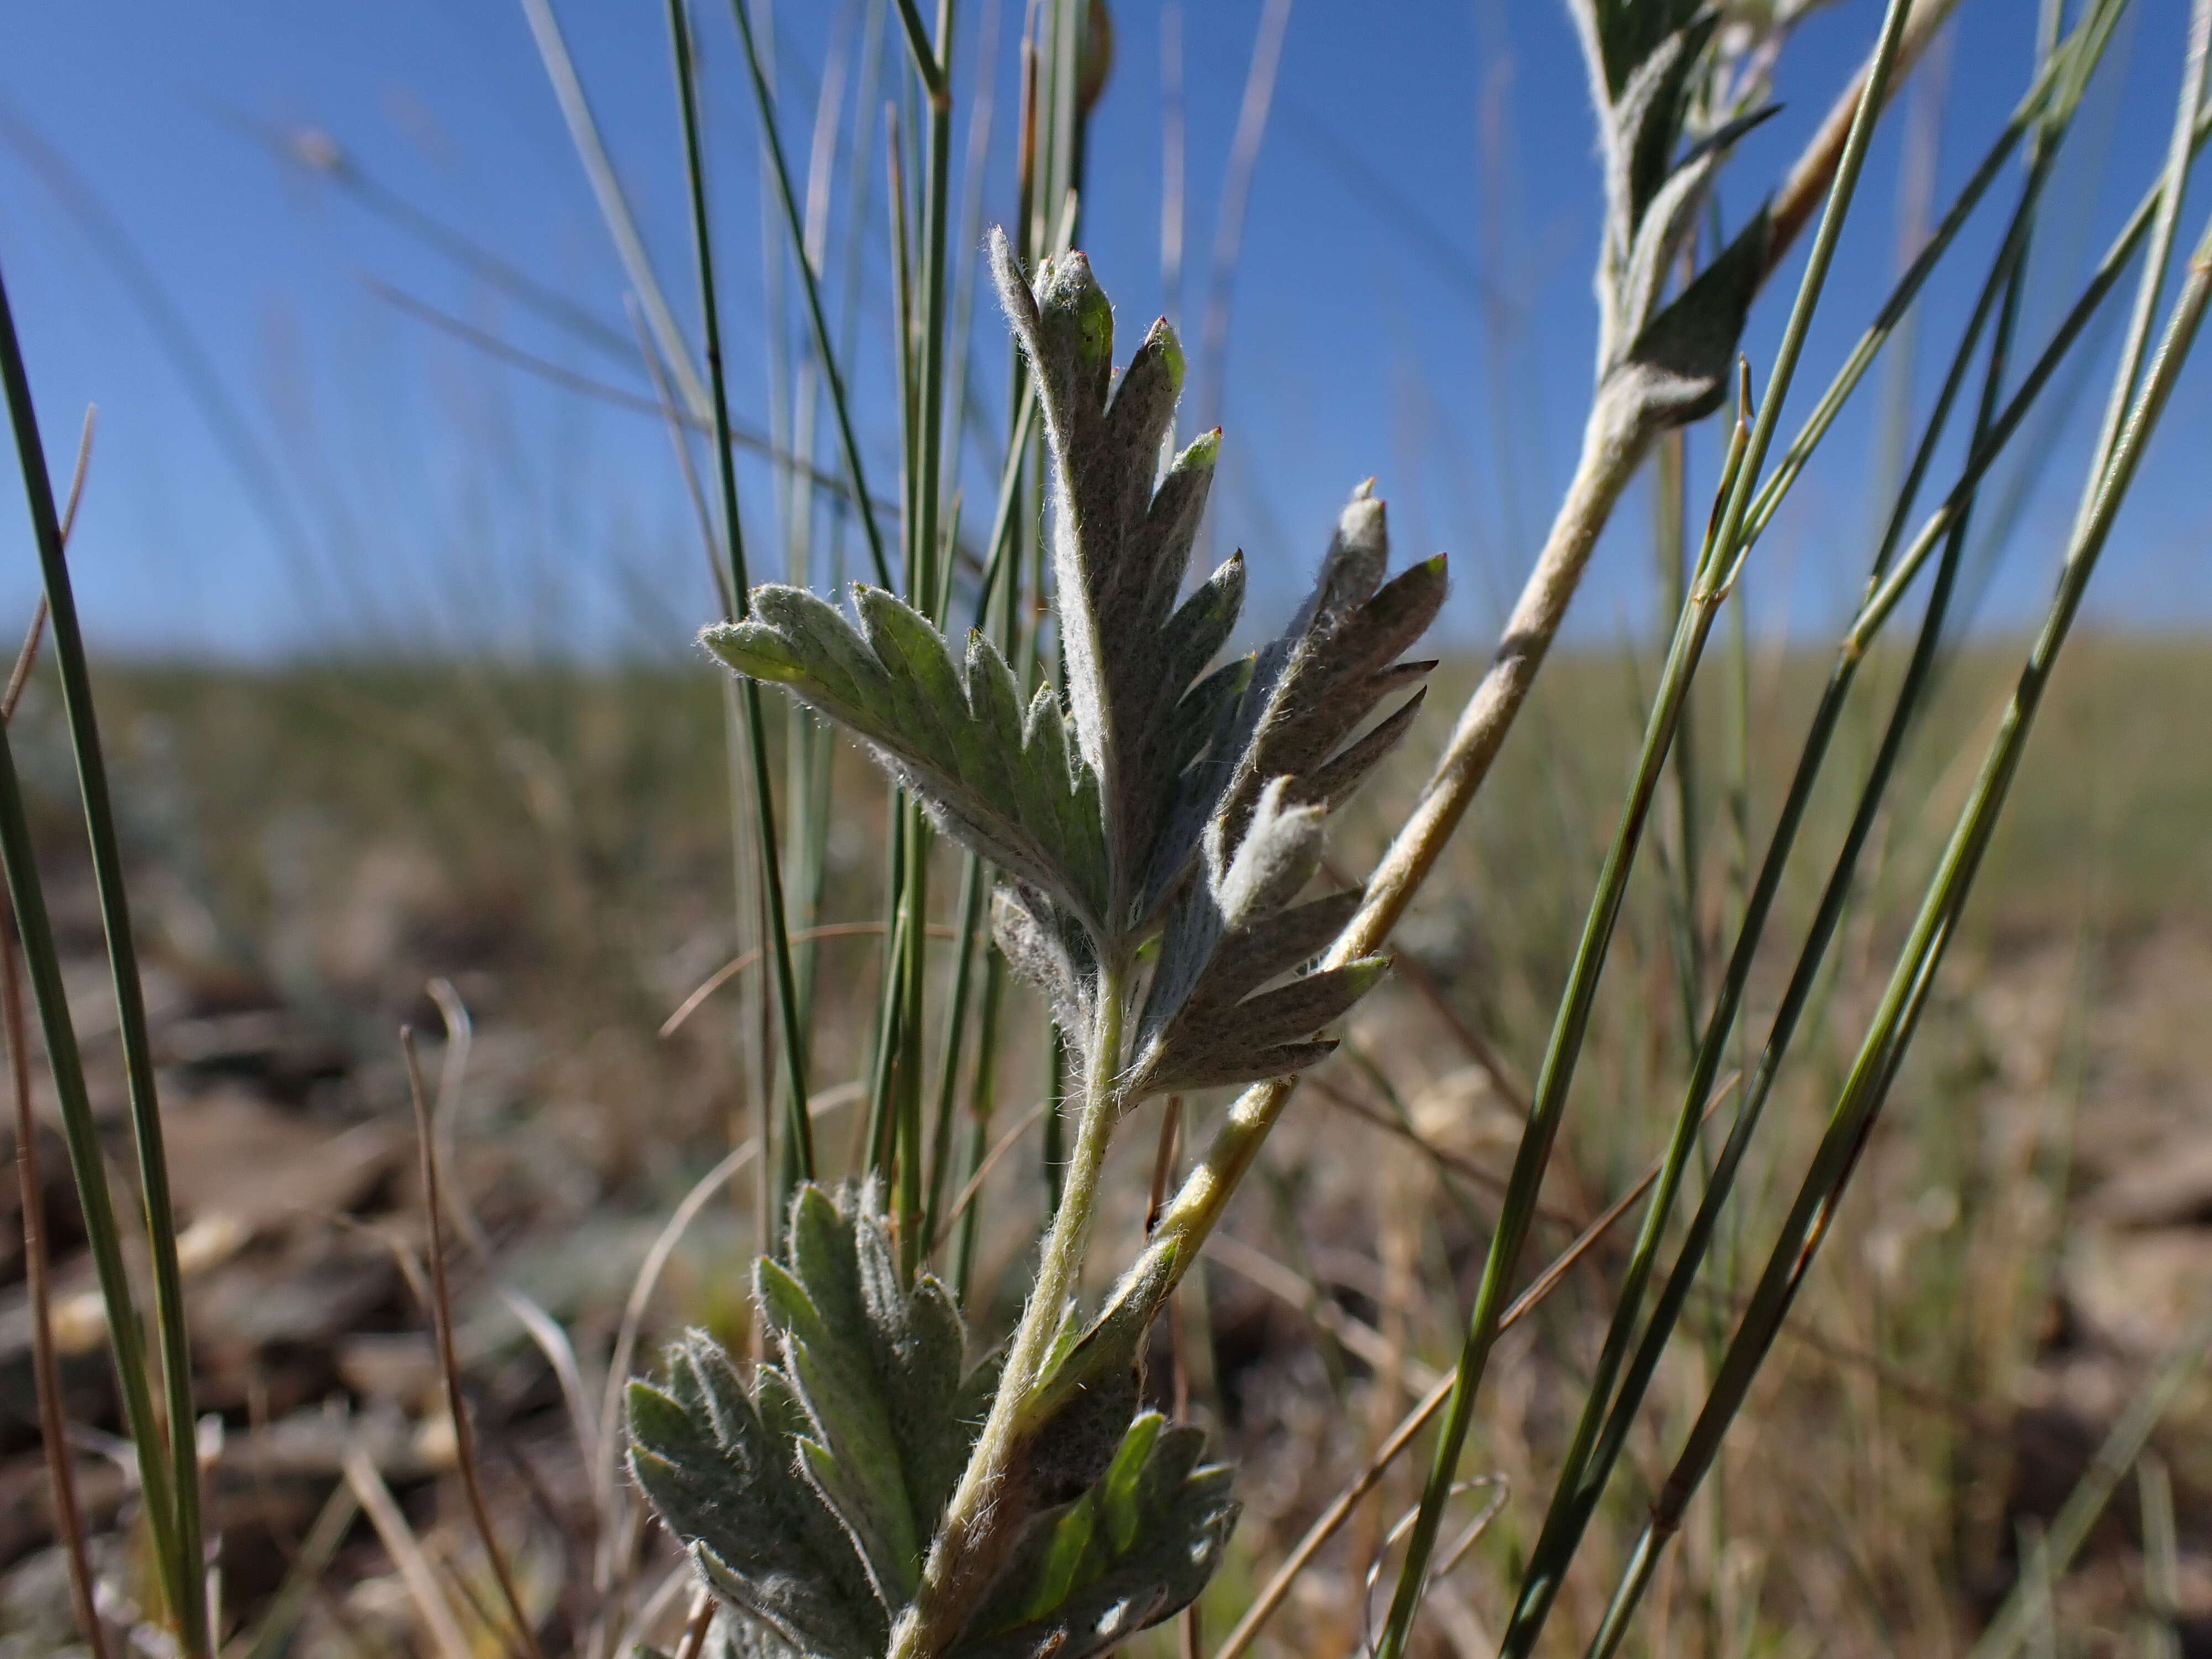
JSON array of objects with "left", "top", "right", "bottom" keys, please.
[{"left": 1143, "top": 316, "right": 1186, "bottom": 392}]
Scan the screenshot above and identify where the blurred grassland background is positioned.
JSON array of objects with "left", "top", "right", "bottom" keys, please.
[{"left": 1, "top": 1, "right": 2211, "bottom": 1657}]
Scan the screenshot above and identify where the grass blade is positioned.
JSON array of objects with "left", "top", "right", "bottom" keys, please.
[
  {"left": 4, "top": 901, "right": 109, "bottom": 1659},
  {"left": 895, "top": 0, "right": 961, "bottom": 1271},
  {"left": 0, "top": 255, "right": 206, "bottom": 1655},
  {"left": 669, "top": 0, "right": 815, "bottom": 1203},
  {"left": 1501, "top": 65, "right": 2081, "bottom": 1650},
  {"left": 1213, "top": 1129, "right": 1705, "bottom": 1659},
  {"left": 517, "top": 0, "right": 710, "bottom": 422},
  {"left": 729, "top": 0, "right": 895, "bottom": 589},
  {"left": 1743, "top": 0, "right": 2129, "bottom": 544},
  {"left": 2138, "top": 1458, "right": 2181, "bottom": 1659},
  {"left": 345, "top": 1449, "right": 474, "bottom": 1659},
  {"left": 1371, "top": 2, "right": 1918, "bottom": 1645},
  {"left": 1582, "top": 40, "right": 2212, "bottom": 1650},
  {"left": 401, "top": 1031, "right": 547, "bottom": 1659},
  {"left": 1969, "top": 1299, "right": 2212, "bottom": 1659},
  {"left": 921, "top": 849, "right": 986, "bottom": 1256},
  {"left": 2, "top": 414, "right": 109, "bottom": 1659},
  {"left": 1368, "top": 382, "right": 1754, "bottom": 1659}
]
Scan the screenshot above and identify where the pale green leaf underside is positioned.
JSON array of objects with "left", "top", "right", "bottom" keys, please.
[
  {"left": 630, "top": 1185, "right": 995, "bottom": 1659},
  {"left": 706, "top": 587, "right": 1110, "bottom": 938}
]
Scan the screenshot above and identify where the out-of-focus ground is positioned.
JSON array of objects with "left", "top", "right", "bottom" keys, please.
[{"left": 1, "top": 634, "right": 2209, "bottom": 1657}]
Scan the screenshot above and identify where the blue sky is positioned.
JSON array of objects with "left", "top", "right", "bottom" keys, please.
[{"left": 0, "top": 0, "right": 2203, "bottom": 659}]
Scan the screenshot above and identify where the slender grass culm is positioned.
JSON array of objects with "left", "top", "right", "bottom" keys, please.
[
  {"left": 1498, "top": 6, "right": 2137, "bottom": 1649},
  {"left": 0, "top": 262, "right": 210, "bottom": 1653},
  {"left": 669, "top": 0, "right": 817, "bottom": 1223}
]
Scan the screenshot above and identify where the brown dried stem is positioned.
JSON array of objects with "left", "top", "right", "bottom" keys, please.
[{"left": 401, "top": 1029, "right": 547, "bottom": 1659}]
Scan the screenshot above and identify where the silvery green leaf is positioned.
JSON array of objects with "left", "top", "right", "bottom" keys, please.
[
  {"left": 1140, "top": 958, "right": 1390, "bottom": 1097},
  {"left": 1568, "top": 0, "right": 1780, "bottom": 391},
  {"left": 706, "top": 587, "right": 1110, "bottom": 938},
  {"left": 1008, "top": 1345, "right": 1144, "bottom": 1515},
  {"left": 1568, "top": 0, "right": 1708, "bottom": 267},
  {"left": 758, "top": 1210, "right": 925, "bottom": 1601},
  {"left": 707, "top": 1608, "right": 807, "bottom": 1659},
  {"left": 990, "top": 885, "right": 1099, "bottom": 1072},
  {"left": 1214, "top": 778, "right": 1326, "bottom": 932},
  {"left": 1572, "top": 0, "right": 1705, "bottom": 101},
  {"left": 1611, "top": 102, "right": 1777, "bottom": 373},
  {"left": 1134, "top": 777, "right": 1330, "bottom": 1089},
  {"left": 1608, "top": 13, "right": 1719, "bottom": 258},
  {"left": 993, "top": 232, "right": 1244, "bottom": 935},
  {"left": 1131, "top": 864, "right": 1378, "bottom": 1099},
  {"left": 1130, "top": 489, "right": 1439, "bottom": 1099},
  {"left": 1139, "top": 1039, "right": 1347, "bottom": 1096},
  {"left": 1185, "top": 889, "right": 1364, "bottom": 1014},
  {"left": 949, "top": 1413, "right": 1239, "bottom": 1659},
  {"left": 1157, "top": 651, "right": 1255, "bottom": 797},
  {"left": 1138, "top": 653, "right": 1260, "bottom": 924},
  {"left": 628, "top": 1335, "right": 885, "bottom": 1659},
  {"left": 1133, "top": 885, "right": 1227, "bottom": 1071},
  {"left": 753, "top": 1184, "right": 987, "bottom": 1604},
  {"left": 1302, "top": 684, "right": 1430, "bottom": 811},
  {"left": 1207, "top": 491, "right": 1447, "bottom": 855},
  {"left": 1603, "top": 205, "right": 1772, "bottom": 430},
  {"left": 632, "top": 1185, "right": 1000, "bottom": 1657},
  {"left": 1214, "top": 957, "right": 1392, "bottom": 1052}
]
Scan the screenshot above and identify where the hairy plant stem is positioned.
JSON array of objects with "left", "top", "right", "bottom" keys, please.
[{"left": 891, "top": 958, "right": 1129, "bottom": 1659}]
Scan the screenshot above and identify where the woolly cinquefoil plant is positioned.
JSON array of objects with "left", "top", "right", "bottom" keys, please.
[{"left": 626, "top": 230, "right": 1446, "bottom": 1659}]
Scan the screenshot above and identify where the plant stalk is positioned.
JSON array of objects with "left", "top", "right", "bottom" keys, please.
[
  {"left": 0, "top": 255, "right": 206, "bottom": 1656},
  {"left": 728, "top": 0, "right": 895, "bottom": 589},
  {"left": 1501, "top": 76, "right": 2079, "bottom": 1650},
  {"left": 890, "top": 958, "right": 1129, "bottom": 1659},
  {"left": 1368, "top": 385, "right": 1756, "bottom": 1659},
  {"left": 669, "top": 0, "right": 815, "bottom": 1200},
  {"left": 1585, "top": 131, "right": 2212, "bottom": 1659}
]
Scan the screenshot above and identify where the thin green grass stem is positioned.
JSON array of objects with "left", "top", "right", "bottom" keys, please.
[
  {"left": 728, "top": 0, "right": 894, "bottom": 589},
  {"left": 1583, "top": 106, "right": 2212, "bottom": 1659},
  {"left": 519, "top": 0, "right": 712, "bottom": 422},
  {"left": 0, "top": 257, "right": 205, "bottom": 1657},
  {"left": 1368, "top": 392, "right": 1756, "bottom": 1659},
  {"left": 1848, "top": 101, "right": 2212, "bottom": 648},
  {"left": 1503, "top": 111, "right": 2062, "bottom": 1657},
  {"left": 1371, "top": 5, "right": 1916, "bottom": 1650},
  {"left": 891, "top": 0, "right": 956, "bottom": 1271},
  {"left": 670, "top": 0, "right": 813, "bottom": 1211},
  {"left": 894, "top": 803, "right": 932, "bottom": 1269},
  {"left": 921, "top": 849, "right": 987, "bottom": 1264},
  {"left": 1742, "top": 0, "right": 2129, "bottom": 545},
  {"left": 0, "top": 700, "right": 188, "bottom": 1639},
  {"left": 948, "top": 950, "right": 1004, "bottom": 1301}
]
